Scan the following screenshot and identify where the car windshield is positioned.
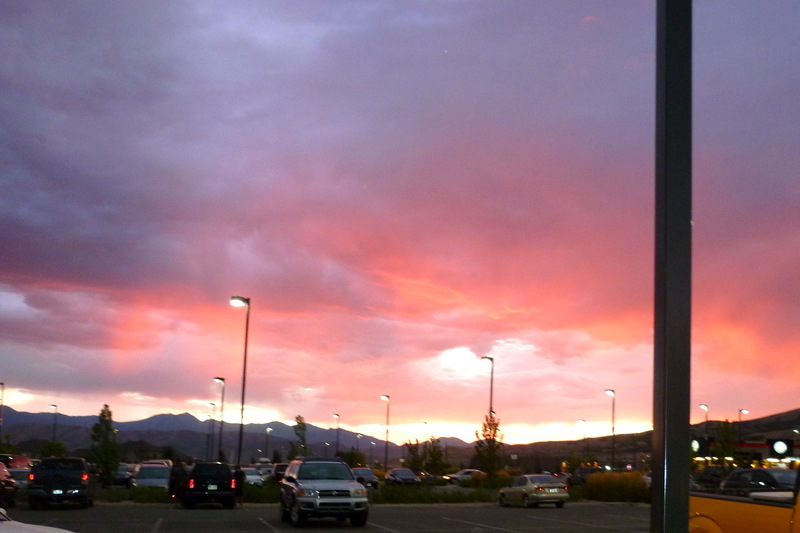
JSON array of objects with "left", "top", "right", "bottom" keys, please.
[
  {"left": 528, "top": 475, "right": 558, "bottom": 484},
  {"left": 38, "top": 459, "right": 84, "bottom": 470},
  {"left": 297, "top": 463, "right": 354, "bottom": 480},
  {"left": 394, "top": 469, "right": 415, "bottom": 477},
  {"left": 772, "top": 469, "right": 796, "bottom": 485},
  {"left": 138, "top": 466, "right": 169, "bottom": 479}
]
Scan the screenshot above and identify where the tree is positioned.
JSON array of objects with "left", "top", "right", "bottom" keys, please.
[
  {"left": 423, "top": 438, "right": 446, "bottom": 475},
  {"left": 294, "top": 415, "right": 308, "bottom": 455},
  {"left": 714, "top": 419, "right": 738, "bottom": 465},
  {"left": 40, "top": 440, "right": 68, "bottom": 458},
  {"left": 91, "top": 404, "right": 121, "bottom": 488},
  {"left": 404, "top": 440, "right": 425, "bottom": 471},
  {"left": 474, "top": 413, "right": 504, "bottom": 478}
]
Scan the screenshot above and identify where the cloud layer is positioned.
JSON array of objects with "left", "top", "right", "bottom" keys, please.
[{"left": 1, "top": 1, "right": 798, "bottom": 445}]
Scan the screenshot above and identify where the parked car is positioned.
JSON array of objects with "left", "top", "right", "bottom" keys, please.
[
  {"left": 272, "top": 463, "right": 289, "bottom": 483},
  {"left": 443, "top": 469, "right": 484, "bottom": 484},
  {"left": 694, "top": 465, "right": 733, "bottom": 489},
  {"left": 568, "top": 466, "right": 603, "bottom": 487},
  {"left": 385, "top": 468, "right": 421, "bottom": 485},
  {"left": 8, "top": 469, "right": 30, "bottom": 491},
  {"left": 279, "top": 457, "right": 369, "bottom": 527},
  {"left": 499, "top": 474, "right": 569, "bottom": 508},
  {"left": 27, "top": 457, "right": 95, "bottom": 509},
  {"left": 182, "top": 462, "right": 236, "bottom": 509},
  {"left": 113, "top": 463, "right": 136, "bottom": 488},
  {"left": 351, "top": 467, "right": 379, "bottom": 489},
  {"left": 0, "top": 464, "right": 18, "bottom": 507},
  {"left": 241, "top": 467, "right": 264, "bottom": 486},
  {"left": 135, "top": 464, "right": 170, "bottom": 489},
  {"left": 0, "top": 507, "right": 75, "bottom": 532},
  {"left": 720, "top": 468, "right": 797, "bottom": 496}
]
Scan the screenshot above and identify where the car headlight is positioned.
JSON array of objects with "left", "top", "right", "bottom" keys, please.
[
  {"left": 352, "top": 487, "right": 367, "bottom": 497},
  {"left": 297, "top": 489, "right": 318, "bottom": 497}
]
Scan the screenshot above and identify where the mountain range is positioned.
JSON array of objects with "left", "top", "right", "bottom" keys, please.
[{"left": 3, "top": 406, "right": 800, "bottom": 468}]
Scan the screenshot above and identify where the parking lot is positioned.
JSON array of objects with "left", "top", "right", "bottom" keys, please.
[{"left": 7, "top": 501, "right": 650, "bottom": 532}]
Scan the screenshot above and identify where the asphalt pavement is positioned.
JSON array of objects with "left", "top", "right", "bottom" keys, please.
[{"left": 6, "top": 501, "right": 651, "bottom": 533}]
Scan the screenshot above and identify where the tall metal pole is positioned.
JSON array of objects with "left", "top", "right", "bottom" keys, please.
[
  {"left": 652, "top": 1, "right": 692, "bottom": 531},
  {"left": 333, "top": 414, "right": 340, "bottom": 455},
  {"left": 230, "top": 296, "right": 251, "bottom": 466},
  {"left": 699, "top": 404, "right": 709, "bottom": 440},
  {"left": 605, "top": 389, "right": 616, "bottom": 469},
  {"left": 481, "top": 356, "right": 494, "bottom": 416},
  {"left": 214, "top": 377, "right": 226, "bottom": 462},
  {"left": 49, "top": 404, "right": 58, "bottom": 441},
  {"left": 380, "top": 395, "right": 390, "bottom": 469},
  {"left": 0, "top": 382, "right": 5, "bottom": 436}
]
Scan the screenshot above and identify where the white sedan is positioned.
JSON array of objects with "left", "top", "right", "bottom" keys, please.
[
  {"left": 1, "top": 508, "right": 74, "bottom": 532},
  {"left": 443, "top": 469, "right": 485, "bottom": 484}
]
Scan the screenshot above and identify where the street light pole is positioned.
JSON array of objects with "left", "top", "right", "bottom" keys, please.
[
  {"left": 380, "top": 395, "right": 390, "bottom": 469},
  {"left": 0, "top": 382, "right": 5, "bottom": 436},
  {"left": 481, "top": 356, "right": 494, "bottom": 417},
  {"left": 49, "top": 404, "right": 58, "bottom": 442},
  {"left": 604, "top": 389, "right": 616, "bottom": 469},
  {"left": 333, "top": 413, "right": 340, "bottom": 456},
  {"left": 207, "top": 402, "right": 216, "bottom": 461},
  {"left": 738, "top": 408, "right": 749, "bottom": 445},
  {"left": 230, "top": 295, "right": 251, "bottom": 466},
  {"left": 265, "top": 427, "right": 272, "bottom": 460},
  {"left": 699, "top": 404, "right": 709, "bottom": 440},
  {"left": 214, "top": 377, "right": 226, "bottom": 462}
]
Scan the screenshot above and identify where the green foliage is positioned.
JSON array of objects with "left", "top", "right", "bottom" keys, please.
[
  {"left": 0, "top": 433, "right": 17, "bottom": 454},
  {"left": 294, "top": 415, "right": 308, "bottom": 456},
  {"left": 338, "top": 448, "right": 366, "bottom": 467},
  {"left": 580, "top": 471, "right": 650, "bottom": 503},
  {"left": 474, "top": 413, "right": 503, "bottom": 478},
  {"left": 423, "top": 438, "right": 446, "bottom": 475},
  {"left": 714, "top": 419, "right": 738, "bottom": 464},
  {"left": 40, "top": 440, "right": 68, "bottom": 457},
  {"left": 404, "top": 440, "right": 424, "bottom": 471},
  {"left": 90, "top": 404, "right": 121, "bottom": 488}
]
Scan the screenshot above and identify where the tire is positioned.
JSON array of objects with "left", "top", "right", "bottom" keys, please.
[
  {"left": 279, "top": 500, "right": 290, "bottom": 522},
  {"left": 350, "top": 511, "right": 368, "bottom": 527},
  {"left": 522, "top": 494, "right": 530, "bottom": 508},
  {"left": 28, "top": 498, "right": 40, "bottom": 510},
  {"left": 79, "top": 496, "right": 89, "bottom": 509},
  {"left": 556, "top": 501, "right": 565, "bottom": 508},
  {"left": 224, "top": 497, "right": 235, "bottom": 509},
  {"left": 499, "top": 493, "right": 508, "bottom": 507},
  {"left": 290, "top": 501, "right": 306, "bottom": 527}
]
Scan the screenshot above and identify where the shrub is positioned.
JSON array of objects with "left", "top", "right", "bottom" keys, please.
[{"left": 581, "top": 471, "right": 650, "bottom": 503}]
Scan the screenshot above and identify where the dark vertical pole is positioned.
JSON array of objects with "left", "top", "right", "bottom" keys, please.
[
  {"left": 653, "top": 1, "right": 692, "bottom": 532},
  {"left": 237, "top": 301, "right": 250, "bottom": 466}
]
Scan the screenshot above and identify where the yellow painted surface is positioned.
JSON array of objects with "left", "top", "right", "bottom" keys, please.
[{"left": 690, "top": 494, "right": 795, "bottom": 533}]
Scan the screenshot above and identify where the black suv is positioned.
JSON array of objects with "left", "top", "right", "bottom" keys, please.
[
  {"left": 181, "top": 462, "right": 235, "bottom": 509},
  {"left": 279, "top": 457, "right": 369, "bottom": 527}
]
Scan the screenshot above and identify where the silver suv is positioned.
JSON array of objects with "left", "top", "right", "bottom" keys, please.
[{"left": 279, "top": 458, "right": 369, "bottom": 527}]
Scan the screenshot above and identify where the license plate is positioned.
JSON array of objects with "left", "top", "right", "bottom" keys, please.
[
  {"left": 548, "top": 488, "right": 560, "bottom": 493},
  {"left": 52, "top": 489, "right": 63, "bottom": 495},
  {"left": 208, "top": 484, "right": 217, "bottom": 490}
]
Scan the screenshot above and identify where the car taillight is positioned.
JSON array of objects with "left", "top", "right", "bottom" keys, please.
[
  {"left": 81, "top": 473, "right": 89, "bottom": 481},
  {"left": 188, "top": 479, "right": 195, "bottom": 489},
  {"left": 28, "top": 473, "right": 34, "bottom": 481},
  {"left": 231, "top": 479, "right": 237, "bottom": 489}
]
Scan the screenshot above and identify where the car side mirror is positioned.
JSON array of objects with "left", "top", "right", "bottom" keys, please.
[{"left": 284, "top": 475, "right": 295, "bottom": 483}]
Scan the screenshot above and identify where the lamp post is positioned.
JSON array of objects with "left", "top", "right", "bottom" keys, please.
[
  {"left": 481, "top": 356, "right": 495, "bottom": 417},
  {"left": 699, "top": 404, "right": 709, "bottom": 439},
  {"left": 604, "top": 389, "right": 616, "bottom": 469},
  {"left": 49, "top": 404, "right": 58, "bottom": 442},
  {"left": 0, "top": 382, "right": 5, "bottom": 436},
  {"left": 370, "top": 441, "right": 375, "bottom": 467},
  {"left": 230, "top": 295, "right": 251, "bottom": 466},
  {"left": 333, "top": 413, "right": 340, "bottom": 456},
  {"left": 356, "top": 433, "right": 362, "bottom": 454},
  {"left": 265, "top": 427, "right": 272, "bottom": 460},
  {"left": 380, "top": 395, "right": 390, "bottom": 469},
  {"left": 207, "top": 402, "right": 216, "bottom": 461},
  {"left": 738, "top": 408, "right": 749, "bottom": 445},
  {"left": 214, "top": 377, "right": 226, "bottom": 461}
]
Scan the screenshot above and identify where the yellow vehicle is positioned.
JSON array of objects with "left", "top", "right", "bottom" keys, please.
[{"left": 690, "top": 469, "right": 798, "bottom": 533}]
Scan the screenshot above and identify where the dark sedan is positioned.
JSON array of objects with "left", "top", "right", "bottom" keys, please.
[
  {"left": 385, "top": 468, "right": 421, "bottom": 485},
  {"left": 720, "top": 468, "right": 796, "bottom": 495}
]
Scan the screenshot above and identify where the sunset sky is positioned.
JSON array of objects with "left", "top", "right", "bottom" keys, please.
[{"left": 1, "top": 1, "right": 798, "bottom": 447}]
